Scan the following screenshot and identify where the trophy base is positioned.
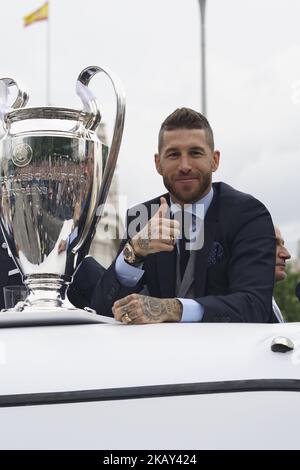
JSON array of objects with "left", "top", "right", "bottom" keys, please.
[
  {"left": 0, "top": 274, "right": 117, "bottom": 327},
  {"left": 23, "top": 274, "right": 70, "bottom": 310},
  {"left": 0, "top": 305, "right": 117, "bottom": 328}
]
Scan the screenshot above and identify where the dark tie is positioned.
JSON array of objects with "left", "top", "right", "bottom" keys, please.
[{"left": 179, "top": 210, "right": 191, "bottom": 279}]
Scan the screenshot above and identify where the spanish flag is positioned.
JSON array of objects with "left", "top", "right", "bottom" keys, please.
[{"left": 24, "top": 2, "right": 49, "bottom": 27}]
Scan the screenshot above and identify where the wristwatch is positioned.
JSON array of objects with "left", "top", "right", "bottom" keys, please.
[{"left": 123, "top": 240, "right": 144, "bottom": 265}]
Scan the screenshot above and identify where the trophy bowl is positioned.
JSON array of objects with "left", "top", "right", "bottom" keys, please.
[{"left": 0, "top": 66, "right": 125, "bottom": 321}]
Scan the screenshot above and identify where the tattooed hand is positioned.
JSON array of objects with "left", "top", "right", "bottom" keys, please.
[
  {"left": 130, "top": 197, "right": 180, "bottom": 258},
  {"left": 112, "top": 294, "right": 183, "bottom": 324}
]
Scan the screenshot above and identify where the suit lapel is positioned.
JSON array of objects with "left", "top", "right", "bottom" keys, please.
[{"left": 194, "top": 188, "right": 219, "bottom": 297}]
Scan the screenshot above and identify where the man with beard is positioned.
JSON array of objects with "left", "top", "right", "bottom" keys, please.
[{"left": 68, "top": 107, "right": 277, "bottom": 323}]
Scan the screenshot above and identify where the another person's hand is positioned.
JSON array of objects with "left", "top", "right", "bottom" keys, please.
[
  {"left": 130, "top": 197, "right": 180, "bottom": 258},
  {"left": 58, "top": 239, "right": 67, "bottom": 254},
  {"left": 112, "top": 294, "right": 183, "bottom": 324}
]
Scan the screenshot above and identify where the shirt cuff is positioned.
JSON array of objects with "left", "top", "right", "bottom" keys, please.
[
  {"left": 178, "top": 298, "right": 204, "bottom": 322},
  {"left": 115, "top": 252, "right": 144, "bottom": 287}
]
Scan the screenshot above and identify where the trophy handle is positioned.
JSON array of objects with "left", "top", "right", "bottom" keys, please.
[
  {"left": 71, "top": 65, "right": 126, "bottom": 255},
  {"left": 0, "top": 78, "right": 29, "bottom": 112}
]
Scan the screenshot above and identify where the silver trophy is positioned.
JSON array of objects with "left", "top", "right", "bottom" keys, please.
[{"left": 0, "top": 66, "right": 125, "bottom": 320}]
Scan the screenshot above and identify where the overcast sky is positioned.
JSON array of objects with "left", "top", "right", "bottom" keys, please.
[{"left": 1, "top": 0, "right": 300, "bottom": 256}]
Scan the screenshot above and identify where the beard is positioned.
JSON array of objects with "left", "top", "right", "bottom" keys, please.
[{"left": 162, "top": 172, "right": 212, "bottom": 204}]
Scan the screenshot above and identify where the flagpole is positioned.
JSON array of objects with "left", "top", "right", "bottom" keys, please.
[
  {"left": 46, "top": 1, "right": 50, "bottom": 105},
  {"left": 198, "top": 0, "right": 207, "bottom": 116}
]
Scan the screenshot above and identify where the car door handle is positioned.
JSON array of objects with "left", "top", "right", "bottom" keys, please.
[{"left": 271, "top": 336, "right": 294, "bottom": 353}]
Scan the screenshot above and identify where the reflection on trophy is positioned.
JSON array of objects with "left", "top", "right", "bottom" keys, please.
[{"left": 0, "top": 66, "right": 125, "bottom": 318}]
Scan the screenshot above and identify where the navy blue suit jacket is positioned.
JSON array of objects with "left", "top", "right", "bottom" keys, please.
[
  {"left": 69, "top": 182, "right": 277, "bottom": 323},
  {"left": 0, "top": 231, "right": 22, "bottom": 309}
]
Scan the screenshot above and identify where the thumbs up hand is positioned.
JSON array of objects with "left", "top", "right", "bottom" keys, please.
[{"left": 130, "top": 197, "right": 180, "bottom": 258}]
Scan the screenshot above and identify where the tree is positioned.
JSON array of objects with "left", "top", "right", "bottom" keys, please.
[{"left": 273, "top": 266, "right": 300, "bottom": 322}]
